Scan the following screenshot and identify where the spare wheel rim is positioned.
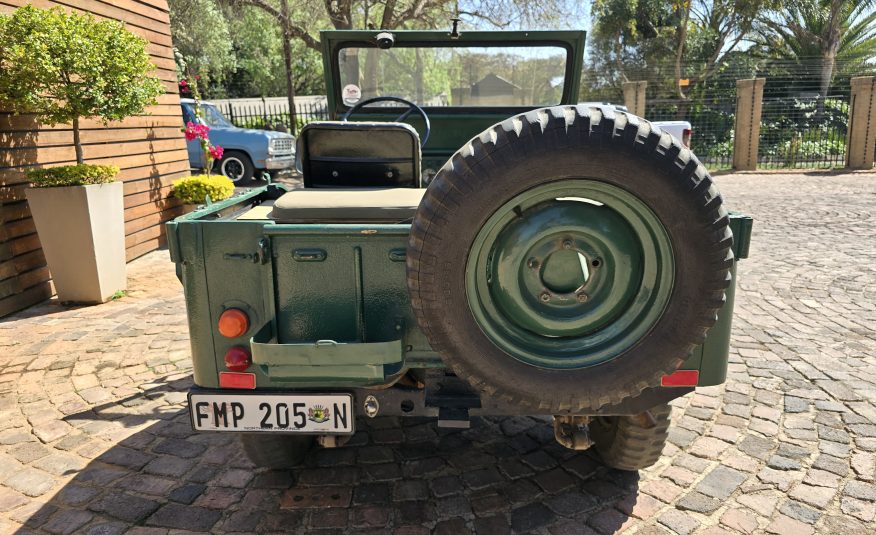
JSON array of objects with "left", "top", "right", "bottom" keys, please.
[{"left": 464, "top": 179, "right": 675, "bottom": 369}]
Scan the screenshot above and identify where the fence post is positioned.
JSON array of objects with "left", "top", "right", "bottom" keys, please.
[
  {"left": 732, "top": 78, "right": 765, "bottom": 171},
  {"left": 846, "top": 76, "right": 876, "bottom": 169},
  {"left": 622, "top": 81, "right": 647, "bottom": 117}
]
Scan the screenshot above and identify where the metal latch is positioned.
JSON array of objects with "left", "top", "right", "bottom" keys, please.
[{"left": 222, "top": 237, "right": 270, "bottom": 264}]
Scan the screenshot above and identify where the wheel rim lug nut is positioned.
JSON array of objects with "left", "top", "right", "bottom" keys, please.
[
  {"left": 562, "top": 240, "right": 573, "bottom": 250},
  {"left": 576, "top": 292, "right": 588, "bottom": 303},
  {"left": 540, "top": 292, "right": 551, "bottom": 302},
  {"left": 527, "top": 258, "right": 539, "bottom": 269}
]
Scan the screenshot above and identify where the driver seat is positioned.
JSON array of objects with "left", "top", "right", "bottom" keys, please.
[{"left": 296, "top": 121, "right": 422, "bottom": 188}]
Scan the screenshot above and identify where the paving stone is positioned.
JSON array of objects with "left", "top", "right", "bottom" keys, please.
[
  {"left": 843, "top": 480, "right": 876, "bottom": 501},
  {"left": 738, "top": 435, "right": 774, "bottom": 460},
  {"left": 587, "top": 506, "right": 629, "bottom": 535},
  {"left": 657, "top": 509, "right": 699, "bottom": 535},
  {"left": 779, "top": 500, "right": 820, "bottom": 524},
  {"left": 350, "top": 506, "right": 391, "bottom": 528},
  {"left": 41, "top": 509, "right": 93, "bottom": 535},
  {"left": 720, "top": 508, "right": 758, "bottom": 534},
  {"left": 168, "top": 483, "right": 206, "bottom": 505},
  {"left": 146, "top": 503, "right": 222, "bottom": 531},
  {"left": 473, "top": 515, "right": 509, "bottom": 535},
  {"left": 88, "top": 492, "right": 160, "bottom": 523},
  {"left": 767, "top": 455, "right": 802, "bottom": 471},
  {"left": 3, "top": 468, "right": 56, "bottom": 497},
  {"left": 676, "top": 491, "right": 722, "bottom": 514},
  {"left": 393, "top": 480, "right": 429, "bottom": 501},
  {"left": 430, "top": 476, "right": 463, "bottom": 498},
  {"left": 433, "top": 517, "right": 470, "bottom": 535},
  {"left": 765, "top": 513, "right": 814, "bottom": 535},
  {"left": 510, "top": 502, "right": 555, "bottom": 532},
  {"left": 841, "top": 496, "right": 876, "bottom": 522},
  {"left": 462, "top": 467, "right": 503, "bottom": 491},
  {"left": 789, "top": 483, "right": 836, "bottom": 508},
  {"left": 354, "top": 483, "right": 390, "bottom": 505},
  {"left": 695, "top": 466, "right": 747, "bottom": 499},
  {"left": 0, "top": 487, "right": 29, "bottom": 512}
]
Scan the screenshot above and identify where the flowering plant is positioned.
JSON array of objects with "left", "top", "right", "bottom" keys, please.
[{"left": 179, "top": 75, "right": 222, "bottom": 175}]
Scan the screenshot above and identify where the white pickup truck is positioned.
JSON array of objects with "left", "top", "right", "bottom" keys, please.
[{"left": 580, "top": 102, "right": 692, "bottom": 147}]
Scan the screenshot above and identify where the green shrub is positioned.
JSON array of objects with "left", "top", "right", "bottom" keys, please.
[
  {"left": 25, "top": 164, "right": 119, "bottom": 187},
  {"left": 171, "top": 174, "right": 235, "bottom": 205}
]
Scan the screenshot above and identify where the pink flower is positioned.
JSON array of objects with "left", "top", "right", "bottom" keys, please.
[
  {"left": 179, "top": 79, "right": 188, "bottom": 87},
  {"left": 196, "top": 123, "right": 210, "bottom": 140},
  {"left": 209, "top": 145, "right": 224, "bottom": 160},
  {"left": 184, "top": 121, "right": 198, "bottom": 141}
]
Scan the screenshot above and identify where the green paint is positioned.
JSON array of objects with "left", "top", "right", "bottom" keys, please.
[{"left": 465, "top": 180, "right": 674, "bottom": 369}]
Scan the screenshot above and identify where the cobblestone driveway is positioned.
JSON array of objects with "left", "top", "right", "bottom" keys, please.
[{"left": 1, "top": 172, "right": 874, "bottom": 534}]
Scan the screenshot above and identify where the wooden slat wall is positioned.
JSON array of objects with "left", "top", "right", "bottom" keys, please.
[{"left": 0, "top": 0, "right": 189, "bottom": 317}]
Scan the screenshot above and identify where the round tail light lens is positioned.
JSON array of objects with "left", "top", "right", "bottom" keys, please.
[
  {"left": 224, "top": 347, "right": 252, "bottom": 372},
  {"left": 218, "top": 308, "right": 249, "bottom": 338}
]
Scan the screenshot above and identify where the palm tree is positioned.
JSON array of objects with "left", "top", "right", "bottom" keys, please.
[{"left": 754, "top": 0, "right": 876, "bottom": 99}]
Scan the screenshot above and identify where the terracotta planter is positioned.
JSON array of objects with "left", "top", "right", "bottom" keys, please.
[
  {"left": 25, "top": 182, "right": 126, "bottom": 304},
  {"left": 181, "top": 203, "right": 199, "bottom": 214}
]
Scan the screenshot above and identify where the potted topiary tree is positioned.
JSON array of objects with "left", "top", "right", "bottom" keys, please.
[{"left": 0, "top": 6, "right": 164, "bottom": 304}]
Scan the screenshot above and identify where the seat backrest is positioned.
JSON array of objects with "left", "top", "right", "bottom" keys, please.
[{"left": 296, "top": 121, "right": 421, "bottom": 188}]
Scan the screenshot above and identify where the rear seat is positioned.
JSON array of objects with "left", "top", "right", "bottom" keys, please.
[{"left": 269, "top": 188, "right": 426, "bottom": 223}]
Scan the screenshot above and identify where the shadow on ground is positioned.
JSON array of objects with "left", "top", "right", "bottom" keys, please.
[{"left": 15, "top": 373, "right": 643, "bottom": 534}]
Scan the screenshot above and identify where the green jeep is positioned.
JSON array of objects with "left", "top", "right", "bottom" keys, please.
[{"left": 167, "top": 28, "right": 752, "bottom": 471}]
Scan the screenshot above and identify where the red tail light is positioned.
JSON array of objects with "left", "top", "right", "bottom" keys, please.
[
  {"left": 224, "top": 346, "right": 252, "bottom": 372},
  {"left": 682, "top": 128, "right": 692, "bottom": 148},
  {"left": 218, "top": 308, "right": 249, "bottom": 338}
]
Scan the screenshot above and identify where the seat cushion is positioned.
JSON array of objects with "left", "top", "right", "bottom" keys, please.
[{"left": 270, "top": 188, "right": 426, "bottom": 223}]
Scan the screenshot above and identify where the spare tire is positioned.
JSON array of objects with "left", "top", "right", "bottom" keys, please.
[{"left": 406, "top": 106, "right": 733, "bottom": 412}]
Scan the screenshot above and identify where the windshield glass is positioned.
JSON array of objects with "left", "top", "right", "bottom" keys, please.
[
  {"left": 200, "top": 104, "right": 232, "bottom": 127},
  {"left": 337, "top": 45, "right": 568, "bottom": 108}
]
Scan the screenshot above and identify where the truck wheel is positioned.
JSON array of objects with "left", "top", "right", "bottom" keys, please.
[
  {"left": 239, "top": 434, "right": 314, "bottom": 469},
  {"left": 590, "top": 403, "right": 671, "bottom": 471},
  {"left": 219, "top": 150, "right": 255, "bottom": 185},
  {"left": 407, "top": 106, "right": 733, "bottom": 411}
]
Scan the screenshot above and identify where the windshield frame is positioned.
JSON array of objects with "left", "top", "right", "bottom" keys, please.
[{"left": 322, "top": 30, "right": 585, "bottom": 118}]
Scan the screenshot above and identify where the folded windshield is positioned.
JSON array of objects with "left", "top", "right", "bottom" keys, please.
[{"left": 337, "top": 45, "right": 568, "bottom": 108}]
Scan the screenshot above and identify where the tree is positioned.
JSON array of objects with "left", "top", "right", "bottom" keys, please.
[
  {"left": 167, "top": 0, "right": 236, "bottom": 86},
  {"left": 589, "top": 0, "right": 774, "bottom": 99},
  {"left": 753, "top": 0, "right": 876, "bottom": 99},
  {"left": 0, "top": 6, "right": 164, "bottom": 164}
]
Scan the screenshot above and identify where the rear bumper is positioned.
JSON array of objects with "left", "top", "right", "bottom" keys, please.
[{"left": 188, "top": 371, "right": 693, "bottom": 428}]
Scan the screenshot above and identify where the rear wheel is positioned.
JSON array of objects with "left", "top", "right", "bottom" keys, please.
[
  {"left": 590, "top": 403, "right": 672, "bottom": 471},
  {"left": 239, "top": 434, "right": 314, "bottom": 469},
  {"left": 219, "top": 150, "right": 255, "bottom": 185}
]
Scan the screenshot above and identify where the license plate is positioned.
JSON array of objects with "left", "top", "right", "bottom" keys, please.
[{"left": 189, "top": 393, "right": 354, "bottom": 434}]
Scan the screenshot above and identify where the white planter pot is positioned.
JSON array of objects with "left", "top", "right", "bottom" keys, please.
[{"left": 25, "top": 182, "right": 126, "bottom": 304}]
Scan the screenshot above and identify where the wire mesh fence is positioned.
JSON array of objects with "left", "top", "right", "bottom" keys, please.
[
  {"left": 757, "top": 95, "right": 849, "bottom": 169},
  {"left": 584, "top": 57, "right": 873, "bottom": 170},
  {"left": 647, "top": 98, "right": 736, "bottom": 170}
]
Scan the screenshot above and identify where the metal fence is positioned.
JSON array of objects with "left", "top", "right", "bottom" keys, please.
[
  {"left": 647, "top": 98, "right": 736, "bottom": 170},
  {"left": 757, "top": 95, "right": 850, "bottom": 169},
  {"left": 217, "top": 99, "right": 329, "bottom": 132}
]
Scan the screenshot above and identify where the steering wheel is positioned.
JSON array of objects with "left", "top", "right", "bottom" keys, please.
[{"left": 342, "top": 96, "right": 431, "bottom": 147}]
